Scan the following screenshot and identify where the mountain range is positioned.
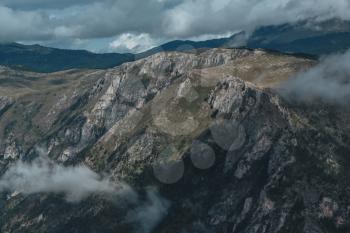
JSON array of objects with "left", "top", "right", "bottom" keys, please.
[
  {"left": 1, "top": 46, "right": 350, "bottom": 233},
  {"left": 1, "top": 19, "right": 350, "bottom": 72}
]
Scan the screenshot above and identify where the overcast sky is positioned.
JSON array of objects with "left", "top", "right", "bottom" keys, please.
[{"left": 0, "top": 0, "right": 349, "bottom": 53}]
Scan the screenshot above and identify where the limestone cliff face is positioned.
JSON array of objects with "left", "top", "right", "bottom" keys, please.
[{"left": 0, "top": 49, "right": 349, "bottom": 233}]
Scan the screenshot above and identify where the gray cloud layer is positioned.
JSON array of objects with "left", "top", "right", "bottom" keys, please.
[
  {"left": 1, "top": 0, "right": 350, "bottom": 51},
  {"left": 1, "top": 0, "right": 100, "bottom": 10},
  {"left": 280, "top": 49, "right": 350, "bottom": 105}
]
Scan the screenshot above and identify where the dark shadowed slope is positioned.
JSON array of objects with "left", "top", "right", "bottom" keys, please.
[{"left": 0, "top": 43, "right": 135, "bottom": 73}]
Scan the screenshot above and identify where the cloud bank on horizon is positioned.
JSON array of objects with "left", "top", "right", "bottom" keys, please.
[{"left": 0, "top": 0, "right": 349, "bottom": 52}]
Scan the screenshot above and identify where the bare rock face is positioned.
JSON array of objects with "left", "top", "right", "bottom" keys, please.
[
  {"left": 0, "top": 96, "right": 13, "bottom": 117},
  {"left": 0, "top": 48, "right": 349, "bottom": 233}
]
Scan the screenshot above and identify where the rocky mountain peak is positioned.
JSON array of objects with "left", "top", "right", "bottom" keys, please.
[{"left": 0, "top": 48, "right": 348, "bottom": 233}]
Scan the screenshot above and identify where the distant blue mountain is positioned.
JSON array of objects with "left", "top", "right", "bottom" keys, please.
[
  {"left": 1, "top": 19, "right": 349, "bottom": 72},
  {"left": 0, "top": 43, "right": 134, "bottom": 72},
  {"left": 150, "top": 20, "right": 350, "bottom": 56},
  {"left": 138, "top": 36, "right": 233, "bottom": 57},
  {"left": 245, "top": 19, "right": 350, "bottom": 55}
]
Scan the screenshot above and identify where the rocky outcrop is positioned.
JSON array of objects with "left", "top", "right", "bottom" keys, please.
[{"left": 0, "top": 96, "right": 13, "bottom": 117}]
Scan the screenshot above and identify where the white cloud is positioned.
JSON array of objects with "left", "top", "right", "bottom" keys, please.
[
  {"left": 187, "top": 31, "right": 238, "bottom": 41},
  {"left": 109, "top": 33, "right": 159, "bottom": 53},
  {"left": 0, "top": 157, "right": 171, "bottom": 231},
  {"left": 280, "top": 49, "right": 350, "bottom": 105},
  {"left": 0, "top": 157, "right": 133, "bottom": 202}
]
